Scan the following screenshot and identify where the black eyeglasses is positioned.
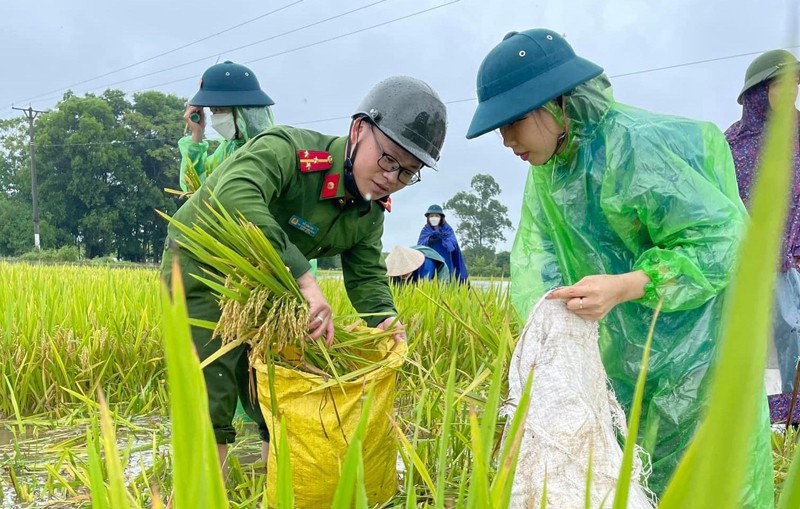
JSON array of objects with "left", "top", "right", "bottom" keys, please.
[{"left": 369, "top": 125, "right": 422, "bottom": 186}]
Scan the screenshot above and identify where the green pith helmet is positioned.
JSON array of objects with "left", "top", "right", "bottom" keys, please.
[
  {"left": 189, "top": 61, "right": 274, "bottom": 107},
  {"left": 353, "top": 76, "right": 447, "bottom": 169},
  {"left": 425, "top": 204, "right": 444, "bottom": 217},
  {"left": 467, "top": 29, "right": 603, "bottom": 139},
  {"left": 738, "top": 49, "right": 800, "bottom": 104}
]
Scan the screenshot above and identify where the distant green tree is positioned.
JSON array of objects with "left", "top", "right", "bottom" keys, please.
[
  {"left": 27, "top": 89, "right": 185, "bottom": 260},
  {"left": 444, "top": 174, "right": 512, "bottom": 251}
]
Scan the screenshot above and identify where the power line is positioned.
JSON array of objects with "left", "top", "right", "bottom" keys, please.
[
  {"left": 10, "top": 39, "right": 800, "bottom": 131},
  {"left": 244, "top": 0, "right": 461, "bottom": 65},
  {"left": 141, "top": 0, "right": 460, "bottom": 92},
  {"left": 609, "top": 44, "right": 800, "bottom": 79},
  {"left": 301, "top": 43, "right": 800, "bottom": 118},
  {"left": 22, "top": 0, "right": 462, "bottom": 109},
  {"left": 8, "top": 1, "right": 303, "bottom": 108},
  {"left": 292, "top": 93, "right": 478, "bottom": 126},
  {"left": 24, "top": 0, "right": 390, "bottom": 106}
]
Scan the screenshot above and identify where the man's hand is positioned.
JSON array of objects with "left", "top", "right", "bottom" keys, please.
[
  {"left": 297, "top": 271, "right": 334, "bottom": 346},
  {"left": 377, "top": 316, "right": 407, "bottom": 343}
]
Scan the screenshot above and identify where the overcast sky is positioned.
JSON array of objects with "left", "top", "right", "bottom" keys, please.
[{"left": 2, "top": 0, "right": 798, "bottom": 252}]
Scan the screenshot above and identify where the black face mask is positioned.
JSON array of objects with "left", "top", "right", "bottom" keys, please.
[
  {"left": 343, "top": 128, "right": 366, "bottom": 203},
  {"left": 343, "top": 154, "right": 365, "bottom": 202}
]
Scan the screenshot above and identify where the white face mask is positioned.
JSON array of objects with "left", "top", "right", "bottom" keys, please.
[
  {"left": 211, "top": 112, "right": 237, "bottom": 140},
  {"left": 429, "top": 217, "right": 441, "bottom": 227}
]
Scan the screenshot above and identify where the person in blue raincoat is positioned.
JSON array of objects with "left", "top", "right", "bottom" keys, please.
[
  {"left": 417, "top": 204, "right": 469, "bottom": 283},
  {"left": 386, "top": 245, "right": 451, "bottom": 284},
  {"left": 465, "top": 29, "right": 773, "bottom": 506}
]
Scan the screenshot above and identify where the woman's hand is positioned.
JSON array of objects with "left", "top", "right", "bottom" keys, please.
[
  {"left": 297, "top": 271, "right": 334, "bottom": 346},
  {"left": 547, "top": 271, "right": 650, "bottom": 321},
  {"left": 183, "top": 105, "right": 205, "bottom": 142}
]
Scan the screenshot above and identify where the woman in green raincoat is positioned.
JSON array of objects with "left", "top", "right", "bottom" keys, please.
[
  {"left": 466, "top": 29, "right": 773, "bottom": 506},
  {"left": 179, "top": 60, "right": 276, "bottom": 191}
]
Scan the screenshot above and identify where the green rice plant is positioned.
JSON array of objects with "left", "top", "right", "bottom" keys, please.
[
  {"left": 97, "top": 390, "right": 133, "bottom": 508},
  {"left": 273, "top": 416, "right": 294, "bottom": 509},
  {"left": 165, "top": 157, "right": 202, "bottom": 198},
  {"left": 658, "top": 64, "right": 798, "bottom": 509},
  {"left": 773, "top": 427, "right": 799, "bottom": 506},
  {"left": 160, "top": 256, "right": 229, "bottom": 509},
  {"left": 612, "top": 300, "right": 662, "bottom": 509},
  {"left": 330, "top": 389, "right": 375, "bottom": 509},
  {"left": 0, "top": 262, "right": 165, "bottom": 419}
]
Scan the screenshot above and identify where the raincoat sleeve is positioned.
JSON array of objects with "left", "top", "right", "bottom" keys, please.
[
  {"left": 441, "top": 227, "right": 458, "bottom": 252},
  {"left": 602, "top": 124, "right": 747, "bottom": 312},
  {"left": 510, "top": 167, "right": 564, "bottom": 318},
  {"left": 416, "top": 259, "right": 438, "bottom": 280},
  {"left": 210, "top": 135, "right": 311, "bottom": 278},
  {"left": 417, "top": 225, "right": 435, "bottom": 246},
  {"left": 178, "top": 136, "right": 235, "bottom": 191},
  {"left": 341, "top": 215, "right": 397, "bottom": 328}
]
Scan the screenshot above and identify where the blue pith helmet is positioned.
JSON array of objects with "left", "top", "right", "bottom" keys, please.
[
  {"left": 189, "top": 61, "right": 274, "bottom": 107},
  {"left": 466, "top": 29, "right": 603, "bottom": 139},
  {"left": 425, "top": 204, "right": 444, "bottom": 217}
]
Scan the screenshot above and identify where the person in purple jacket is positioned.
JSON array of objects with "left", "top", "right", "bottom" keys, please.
[{"left": 725, "top": 49, "right": 800, "bottom": 394}]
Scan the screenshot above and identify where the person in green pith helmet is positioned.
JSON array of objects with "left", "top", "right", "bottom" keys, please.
[
  {"left": 726, "top": 50, "right": 800, "bottom": 399},
  {"left": 162, "top": 75, "right": 447, "bottom": 477},
  {"left": 179, "top": 61, "right": 317, "bottom": 278},
  {"left": 179, "top": 60, "right": 275, "bottom": 192},
  {"left": 467, "top": 28, "right": 773, "bottom": 506}
]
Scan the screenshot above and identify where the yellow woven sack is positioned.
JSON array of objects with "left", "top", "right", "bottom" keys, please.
[{"left": 254, "top": 337, "right": 406, "bottom": 508}]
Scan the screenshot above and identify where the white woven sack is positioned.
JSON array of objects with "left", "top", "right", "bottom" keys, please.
[{"left": 502, "top": 294, "right": 655, "bottom": 509}]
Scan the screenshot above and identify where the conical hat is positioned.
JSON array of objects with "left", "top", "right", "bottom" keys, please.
[{"left": 385, "top": 246, "right": 425, "bottom": 277}]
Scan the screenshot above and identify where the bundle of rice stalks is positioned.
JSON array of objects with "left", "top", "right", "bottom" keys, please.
[
  {"left": 157, "top": 197, "right": 399, "bottom": 385},
  {"left": 164, "top": 157, "right": 203, "bottom": 198}
]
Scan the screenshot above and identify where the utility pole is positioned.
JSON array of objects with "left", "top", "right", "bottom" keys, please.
[{"left": 12, "top": 106, "right": 47, "bottom": 250}]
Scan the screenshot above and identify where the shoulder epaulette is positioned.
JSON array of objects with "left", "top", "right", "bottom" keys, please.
[{"left": 298, "top": 150, "right": 333, "bottom": 172}]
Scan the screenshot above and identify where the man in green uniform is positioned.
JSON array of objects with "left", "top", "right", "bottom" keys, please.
[{"left": 162, "top": 75, "right": 447, "bottom": 472}]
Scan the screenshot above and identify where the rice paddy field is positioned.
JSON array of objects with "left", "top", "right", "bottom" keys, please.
[
  {"left": 0, "top": 260, "right": 798, "bottom": 509},
  {"left": 0, "top": 261, "right": 520, "bottom": 507}
]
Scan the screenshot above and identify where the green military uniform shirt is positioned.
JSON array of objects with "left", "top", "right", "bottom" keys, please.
[{"left": 168, "top": 125, "right": 396, "bottom": 327}]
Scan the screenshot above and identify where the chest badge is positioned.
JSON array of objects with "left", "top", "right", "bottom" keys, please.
[{"left": 288, "top": 215, "right": 319, "bottom": 237}]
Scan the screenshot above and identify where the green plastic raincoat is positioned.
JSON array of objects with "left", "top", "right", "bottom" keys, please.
[
  {"left": 178, "top": 106, "right": 275, "bottom": 191},
  {"left": 511, "top": 76, "right": 774, "bottom": 506}
]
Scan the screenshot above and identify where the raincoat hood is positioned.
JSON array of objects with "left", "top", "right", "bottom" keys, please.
[
  {"left": 236, "top": 106, "right": 275, "bottom": 141},
  {"left": 543, "top": 74, "right": 614, "bottom": 165}
]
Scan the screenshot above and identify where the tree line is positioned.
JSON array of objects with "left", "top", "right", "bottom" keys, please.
[
  {"left": 0, "top": 90, "right": 187, "bottom": 261},
  {"left": 0, "top": 90, "right": 514, "bottom": 275}
]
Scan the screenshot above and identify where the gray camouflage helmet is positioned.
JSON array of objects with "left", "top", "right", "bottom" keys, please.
[{"left": 353, "top": 76, "right": 447, "bottom": 169}]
